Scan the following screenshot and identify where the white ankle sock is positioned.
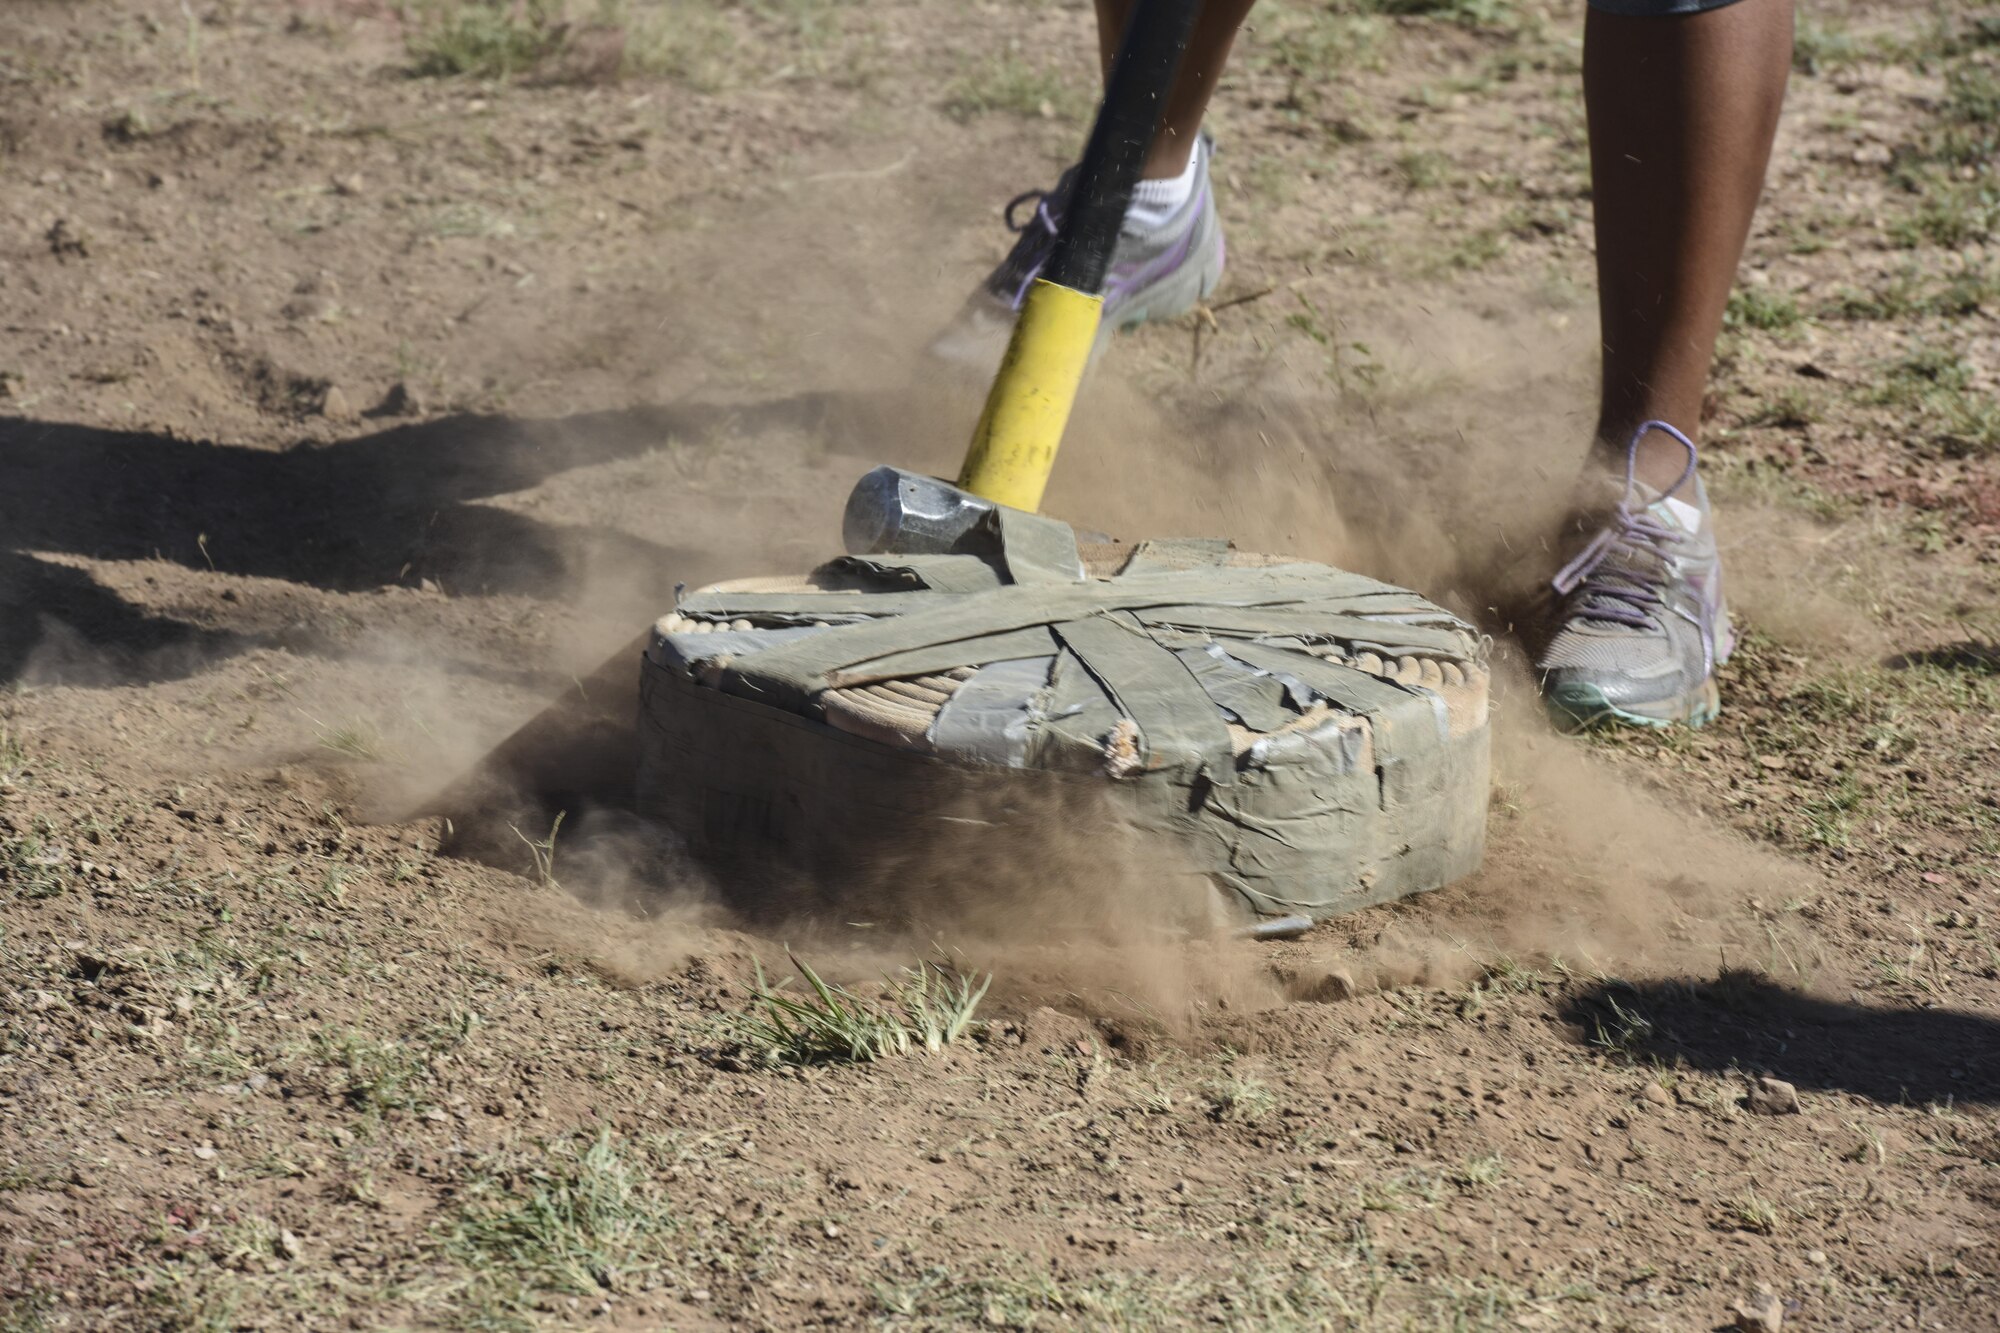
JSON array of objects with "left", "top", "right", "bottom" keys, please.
[{"left": 1125, "top": 142, "right": 1201, "bottom": 233}]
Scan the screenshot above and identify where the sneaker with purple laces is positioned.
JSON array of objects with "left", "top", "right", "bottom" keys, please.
[
  {"left": 928, "top": 133, "right": 1226, "bottom": 367},
  {"left": 1538, "top": 420, "right": 1735, "bottom": 730}
]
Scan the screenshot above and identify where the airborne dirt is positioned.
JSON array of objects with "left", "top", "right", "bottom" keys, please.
[{"left": 3, "top": 0, "right": 1999, "bottom": 1329}]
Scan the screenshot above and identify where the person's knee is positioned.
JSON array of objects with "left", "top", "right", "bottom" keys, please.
[{"left": 1587, "top": 0, "right": 1750, "bottom": 16}]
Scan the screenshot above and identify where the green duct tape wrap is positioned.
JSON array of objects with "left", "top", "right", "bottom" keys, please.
[{"left": 635, "top": 523, "right": 1490, "bottom": 926}]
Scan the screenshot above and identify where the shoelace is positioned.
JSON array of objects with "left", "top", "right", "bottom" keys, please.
[
  {"left": 1550, "top": 508, "right": 1682, "bottom": 630},
  {"left": 1550, "top": 419, "right": 1700, "bottom": 632},
  {"left": 999, "top": 188, "right": 1063, "bottom": 308}
]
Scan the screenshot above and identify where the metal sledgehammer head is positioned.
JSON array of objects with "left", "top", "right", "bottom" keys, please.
[{"left": 842, "top": 465, "right": 996, "bottom": 557}]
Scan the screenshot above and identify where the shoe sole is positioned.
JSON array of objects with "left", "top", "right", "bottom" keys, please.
[{"left": 1543, "top": 678, "right": 1721, "bottom": 733}]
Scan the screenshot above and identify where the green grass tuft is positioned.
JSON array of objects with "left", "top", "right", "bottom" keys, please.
[
  {"left": 1864, "top": 343, "right": 2000, "bottom": 456},
  {"left": 447, "top": 1131, "right": 677, "bottom": 1303},
  {"left": 1199, "top": 1073, "right": 1277, "bottom": 1124},
  {"left": 1725, "top": 286, "right": 1804, "bottom": 332},
  {"left": 315, "top": 718, "right": 386, "bottom": 762},
  {"left": 733, "top": 956, "right": 989, "bottom": 1066},
  {"left": 399, "top": 0, "right": 566, "bottom": 79},
  {"left": 315, "top": 1029, "right": 437, "bottom": 1114}
]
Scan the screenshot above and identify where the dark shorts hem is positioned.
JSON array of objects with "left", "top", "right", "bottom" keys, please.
[{"left": 1587, "top": 0, "right": 1749, "bottom": 15}]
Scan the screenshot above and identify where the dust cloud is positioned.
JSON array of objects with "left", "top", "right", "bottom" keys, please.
[
  {"left": 334, "top": 187, "right": 1855, "bottom": 1030},
  {"left": 1048, "top": 284, "right": 1828, "bottom": 1000}
]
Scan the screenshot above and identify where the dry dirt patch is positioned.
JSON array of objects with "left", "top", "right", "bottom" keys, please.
[{"left": 2, "top": 1, "right": 1998, "bottom": 1329}]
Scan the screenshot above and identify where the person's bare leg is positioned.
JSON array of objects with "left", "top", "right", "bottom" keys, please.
[
  {"left": 1094, "top": 0, "right": 1259, "bottom": 179},
  {"left": 1586, "top": 0, "right": 1793, "bottom": 492}
]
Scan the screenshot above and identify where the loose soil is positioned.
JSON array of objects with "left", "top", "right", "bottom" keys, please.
[{"left": 2, "top": 1, "right": 1997, "bottom": 1330}]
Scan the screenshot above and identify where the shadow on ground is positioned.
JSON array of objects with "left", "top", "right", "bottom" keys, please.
[
  {"left": 1563, "top": 971, "right": 2000, "bottom": 1108},
  {"left": 1888, "top": 641, "right": 2000, "bottom": 674},
  {"left": 0, "top": 394, "right": 870, "bottom": 686}
]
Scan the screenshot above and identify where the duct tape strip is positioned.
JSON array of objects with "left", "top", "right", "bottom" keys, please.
[
  {"left": 1175, "top": 645, "right": 1297, "bottom": 734},
  {"left": 1142, "top": 605, "right": 1471, "bottom": 656},
  {"left": 701, "top": 566, "right": 1474, "bottom": 774},
  {"left": 1036, "top": 644, "right": 1124, "bottom": 765},
  {"left": 825, "top": 554, "right": 1004, "bottom": 593},
  {"left": 833, "top": 626, "right": 1061, "bottom": 691},
  {"left": 1050, "top": 612, "right": 1235, "bottom": 782},
  {"left": 712, "top": 565, "right": 1410, "bottom": 687},
  {"left": 925, "top": 656, "right": 1054, "bottom": 766},
  {"left": 988, "top": 506, "right": 1088, "bottom": 584},
  {"left": 653, "top": 624, "right": 833, "bottom": 672}
]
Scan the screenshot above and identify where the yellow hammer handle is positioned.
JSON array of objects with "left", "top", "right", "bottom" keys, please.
[{"left": 956, "top": 278, "right": 1103, "bottom": 513}]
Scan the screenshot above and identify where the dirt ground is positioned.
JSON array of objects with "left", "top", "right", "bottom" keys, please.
[{"left": 3, "top": 0, "right": 1998, "bottom": 1329}]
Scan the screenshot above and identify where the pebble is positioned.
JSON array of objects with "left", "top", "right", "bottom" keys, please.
[
  {"left": 320, "top": 385, "right": 356, "bottom": 422},
  {"left": 283, "top": 293, "right": 339, "bottom": 323},
  {"left": 277, "top": 1229, "right": 302, "bottom": 1259},
  {"left": 375, "top": 381, "right": 426, "bottom": 416},
  {"left": 1734, "top": 1289, "right": 1785, "bottom": 1332},
  {"left": 1639, "top": 1081, "right": 1672, "bottom": 1107},
  {"left": 1746, "top": 1076, "right": 1800, "bottom": 1116}
]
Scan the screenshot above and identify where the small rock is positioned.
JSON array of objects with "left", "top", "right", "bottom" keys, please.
[
  {"left": 277, "top": 1229, "right": 302, "bottom": 1259},
  {"left": 1746, "top": 1076, "right": 1800, "bottom": 1116},
  {"left": 1639, "top": 1082, "right": 1672, "bottom": 1106},
  {"left": 192, "top": 1143, "right": 217, "bottom": 1161},
  {"left": 320, "top": 386, "right": 356, "bottom": 422},
  {"left": 282, "top": 293, "right": 339, "bottom": 323},
  {"left": 331, "top": 173, "right": 366, "bottom": 197},
  {"left": 1806, "top": 1249, "right": 1828, "bottom": 1266},
  {"left": 46, "top": 218, "right": 89, "bottom": 260},
  {"left": 687, "top": 1288, "right": 710, "bottom": 1303},
  {"left": 372, "top": 380, "right": 426, "bottom": 417},
  {"left": 423, "top": 1106, "right": 450, "bottom": 1123},
  {"left": 1734, "top": 1289, "right": 1785, "bottom": 1332},
  {"left": 1300, "top": 968, "right": 1356, "bottom": 1003}
]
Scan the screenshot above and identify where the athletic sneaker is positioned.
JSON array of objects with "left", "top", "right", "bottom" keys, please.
[
  {"left": 928, "top": 133, "right": 1226, "bottom": 367},
  {"left": 1538, "top": 420, "right": 1735, "bottom": 730}
]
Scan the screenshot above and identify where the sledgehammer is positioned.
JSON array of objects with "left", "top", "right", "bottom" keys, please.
[{"left": 844, "top": 0, "right": 1204, "bottom": 554}]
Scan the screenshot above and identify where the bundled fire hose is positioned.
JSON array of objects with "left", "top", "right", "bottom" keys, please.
[{"left": 632, "top": 0, "right": 1491, "bottom": 930}]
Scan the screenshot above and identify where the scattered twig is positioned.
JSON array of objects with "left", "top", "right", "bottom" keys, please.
[
  {"left": 795, "top": 148, "right": 918, "bottom": 187},
  {"left": 510, "top": 810, "right": 565, "bottom": 890}
]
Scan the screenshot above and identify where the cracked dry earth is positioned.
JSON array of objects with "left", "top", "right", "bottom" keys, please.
[{"left": 2, "top": 0, "right": 1998, "bottom": 1329}]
